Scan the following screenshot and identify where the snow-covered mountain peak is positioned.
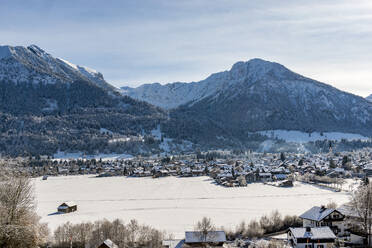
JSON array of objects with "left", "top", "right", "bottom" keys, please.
[
  {"left": 0, "top": 44, "right": 116, "bottom": 91},
  {"left": 121, "top": 58, "right": 300, "bottom": 109},
  {"left": 230, "top": 58, "right": 292, "bottom": 82}
]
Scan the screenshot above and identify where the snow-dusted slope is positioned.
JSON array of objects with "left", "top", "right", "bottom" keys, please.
[
  {"left": 161, "top": 59, "right": 372, "bottom": 145},
  {"left": 122, "top": 59, "right": 283, "bottom": 109},
  {"left": 0, "top": 45, "right": 116, "bottom": 91},
  {"left": 254, "top": 130, "right": 370, "bottom": 143}
]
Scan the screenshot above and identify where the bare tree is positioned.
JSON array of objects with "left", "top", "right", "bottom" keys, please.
[
  {"left": 0, "top": 175, "right": 49, "bottom": 248},
  {"left": 326, "top": 201, "right": 337, "bottom": 209},
  {"left": 195, "top": 217, "right": 215, "bottom": 242},
  {"left": 54, "top": 218, "right": 165, "bottom": 248},
  {"left": 351, "top": 183, "right": 372, "bottom": 246}
]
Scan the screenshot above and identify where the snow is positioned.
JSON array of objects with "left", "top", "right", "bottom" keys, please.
[
  {"left": 255, "top": 130, "right": 370, "bottom": 143},
  {"left": 151, "top": 124, "right": 162, "bottom": 140},
  {"left": 42, "top": 99, "right": 58, "bottom": 112},
  {"left": 100, "top": 128, "right": 113, "bottom": 135},
  {"left": 0, "top": 45, "right": 13, "bottom": 59},
  {"left": 57, "top": 58, "right": 79, "bottom": 70},
  {"left": 34, "top": 175, "right": 349, "bottom": 238},
  {"left": 160, "top": 138, "right": 172, "bottom": 152},
  {"left": 120, "top": 59, "right": 292, "bottom": 109},
  {"left": 0, "top": 45, "right": 115, "bottom": 91},
  {"left": 58, "top": 58, "right": 98, "bottom": 77},
  {"left": 79, "top": 65, "right": 98, "bottom": 74},
  {"left": 53, "top": 151, "right": 132, "bottom": 161}
]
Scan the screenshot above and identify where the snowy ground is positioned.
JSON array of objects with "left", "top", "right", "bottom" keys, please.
[
  {"left": 53, "top": 151, "right": 133, "bottom": 161},
  {"left": 34, "top": 176, "right": 350, "bottom": 238},
  {"left": 255, "top": 130, "right": 370, "bottom": 143}
]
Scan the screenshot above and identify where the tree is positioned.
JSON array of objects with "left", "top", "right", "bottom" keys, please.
[
  {"left": 351, "top": 183, "right": 372, "bottom": 246},
  {"left": 326, "top": 202, "right": 337, "bottom": 209},
  {"left": 363, "top": 177, "right": 370, "bottom": 186},
  {"left": 329, "top": 159, "right": 336, "bottom": 168},
  {"left": 195, "top": 217, "right": 215, "bottom": 242},
  {"left": 0, "top": 176, "right": 49, "bottom": 248},
  {"left": 298, "top": 158, "right": 304, "bottom": 166},
  {"left": 280, "top": 152, "right": 286, "bottom": 162},
  {"left": 237, "top": 175, "right": 247, "bottom": 187},
  {"left": 342, "top": 155, "right": 349, "bottom": 166},
  {"left": 232, "top": 167, "right": 236, "bottom": 179}
]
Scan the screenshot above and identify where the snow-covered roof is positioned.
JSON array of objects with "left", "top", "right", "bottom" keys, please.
[
  {"left": 185, "top": 231, "right": 226, "bottom": 243},
  {"left": 101, "top": 239, "right": 118, "bottom": 248},
  {"left": 289, "top": 227, "right": 336, "bottom": 240},
  {"left": 58, "top": 201, "right": 77, "bottom": 208},
  {"left": 299, "top": 206, "right": 337, "bottom": 221},
  {"left": 337, "top": 204, "right": 360, "bottom": 218}
]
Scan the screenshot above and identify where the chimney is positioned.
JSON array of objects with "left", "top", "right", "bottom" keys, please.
[{"left": 320, "top": 205, "right": 326, "bottom": 212}]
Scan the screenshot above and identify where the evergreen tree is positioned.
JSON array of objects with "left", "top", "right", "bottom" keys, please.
[
  {"left": 329, "top": 159, "right": 336, "bottom": 168},
  {"left": 280, "top": 152, "right": 286, "bottom": 162}
]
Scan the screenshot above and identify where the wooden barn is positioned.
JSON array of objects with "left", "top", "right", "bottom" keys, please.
[{"left": 57, "top": 201, "right": 77, "bottom": 213}]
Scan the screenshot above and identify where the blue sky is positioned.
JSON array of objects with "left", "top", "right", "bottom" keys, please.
[{"left": 1, "top": 0, "right": 372, "bottom": 96}]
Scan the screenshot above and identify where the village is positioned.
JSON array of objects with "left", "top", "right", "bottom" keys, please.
[{"left": 5, "top": 147, "right": 372, "bottom": 190}]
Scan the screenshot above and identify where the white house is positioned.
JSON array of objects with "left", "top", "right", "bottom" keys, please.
[
  {"left": 299, "top": 206, "right": 346, "bottom": 236},
  {"left": 287, "top": 226, "right": 336, "bottom": 248}
]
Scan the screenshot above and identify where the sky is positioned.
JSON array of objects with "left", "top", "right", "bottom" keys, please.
[{"left": 0, "top": 0, "right": 372, "bottom": 97}]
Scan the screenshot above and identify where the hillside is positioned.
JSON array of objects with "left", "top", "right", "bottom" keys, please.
[
  {"left": 156, "top": 59, "right": 372, "bottom": 149},
  {"left": 0, "top": 45, "right": 166, "bottom": 156}
]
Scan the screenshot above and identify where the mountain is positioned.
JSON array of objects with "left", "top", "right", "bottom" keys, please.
[
  {"left": 0, "top": 45, "right": 116, "bottom": 91},
  {"left": 121, "top": 79, "right": 225, "bottom": 109},
  {"left": 367, "top": 94, "right": 372, "bottom": 102},
  {"left": 148, "top": 59, "right": 372, "bottom": 149},
  {"left": 120, "top": 62, "right": 253, "bottom": 109},
  {"left": 0, "top": 45, "right": 166, "bottom": 156}
]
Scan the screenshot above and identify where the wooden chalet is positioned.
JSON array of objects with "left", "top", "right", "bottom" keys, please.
[{"left": 57, "top": 201, "right": 77, "bottom": 213}]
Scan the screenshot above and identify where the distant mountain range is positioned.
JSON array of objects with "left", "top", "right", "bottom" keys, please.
[
  {"left": 0, "top": 44, "right": 371, "bottom": 156},
  {"left": 124, "top": 59, "right": 372, "bottom": 146},
  {"left": 367, "top": 94, "right": 372, "bottom": 102}
]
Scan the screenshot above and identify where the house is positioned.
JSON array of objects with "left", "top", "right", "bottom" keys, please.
[
  {"left": 184, "top": 231, "right": 226, "bottom": 246},
  {"left": 337, "top": 204, "right": 368, "bottom": 245},
  {"left": 258, "top": 172, "right": 272, "bottom": 182},
  {"left": 287, "top": 226, "right": 336, "bottom": 248},
  {"left": 162, "top": 239, "right": 184, "bottom": 248},
  {"left": 57, "top": 201, "right": 77, "bottom": 213},
  {"left": 364, "top": 163, "right": 372, "bottom": 176},
  {"left": 299, "top": 206, "right": 346, "bottom": 236},
  {"left": 273, "top": 174, "right": 287, "bottom": 181},
  {"left": 97, "top": 239, "right": 118, "bottom": 248},
  {"left": 162, "top": 231, "right": 226, "bottom": 248}
]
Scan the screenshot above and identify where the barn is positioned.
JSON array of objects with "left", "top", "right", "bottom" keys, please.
[{"left": 57, "top": 201, "right": 77, "bottom": 213}]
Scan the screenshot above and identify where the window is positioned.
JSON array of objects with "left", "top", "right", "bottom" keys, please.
[{"left": 317, "top": 245, "right": 324, "bottom": 248}]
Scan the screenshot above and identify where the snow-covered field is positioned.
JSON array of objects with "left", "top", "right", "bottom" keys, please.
[
  {"left": 34, "top": 176, "right": 350, "bottom": 238},
  {"left": 53, "top": 151, "right": 133, "bottom": 161},
  {"left": 255, "top": 130, "right": 370, "bottom": 143}
]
